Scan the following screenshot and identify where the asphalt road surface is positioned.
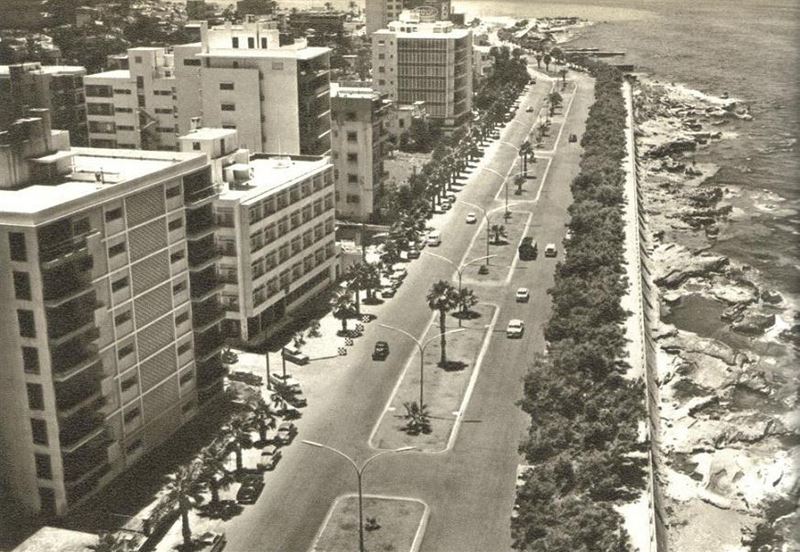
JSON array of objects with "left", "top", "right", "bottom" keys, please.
[{"left": 221, "top": 67, "right": 596, "bottom": 552}]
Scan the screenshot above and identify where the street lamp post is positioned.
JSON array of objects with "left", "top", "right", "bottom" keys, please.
[
  {"left": 379, "top": 324, "right": 464, "bottom": 407},
  {"left": 302, "top": 441, "right": 415, "bottom": 552},
  {"left": 422, "top": 251, "right": 496, "bottom": 327},
  {"left": 460, "top": 200, "right": 520, "bottom": 269}
]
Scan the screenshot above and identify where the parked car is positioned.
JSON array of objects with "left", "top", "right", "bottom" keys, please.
[
  {"left": 282, "top": 346, "right": 309, "bottom": 365},
  {"left": 381, "top": 287, "right": 397, "bottom": 298},
  {"left": 544, "top": 243, "right": 557, "bottom": 257},
  {"left": 506, "top": 319, "right": 525, "bottom": 338},
  {"left": 257, "top": 445, "right": 282, "bottom": 470},
  {"left": 269, "top": 373, "right": 301, "bottom": 390},
  {"left": 285, "top": 391, "right": 307, "bottom": 408},
  {"left": 515, "top": 288, "right": 530, "bottom": 303},
  {"left": 518, "top": 237, "right": 538, "bottom": 260},
  {"left": 465, "top": 212, "right": 477, "bottom": 224},
  {"left": 426, "top": 231, "right": 441, "bottom": 246},
  {"left": 236, "top": 475, "right": 265, "bottom": 504},
  {"left": 440, "top": 201, "right": 452, "bottom": 211},
  {"left": 276, "top": 422, "right": 297, "bottom": 445},
  {"left": 372, "top": 341, "right": 390, "bottom": 360},
  {"left": 391, "top": 267, "right": 407, "bottom": 280},
  {"left": 569, "top": 133, "right": 578, "bottom": 143},
  {"left": 196, "top": 531, "right": 226, "bottom": 552},
  {"left": 228, "top": 371, "right": 263, "bottom": 386},
  {"left": 406, "top": 247, "right": 420, "bottom": 259}
]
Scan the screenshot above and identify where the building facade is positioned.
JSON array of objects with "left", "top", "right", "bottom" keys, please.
[
  {"left": 84, "top": 19, "right": 332, "bottom": 157},
  {"left": 0, "top": 63, "right": 87, "bottom": 145},
  {"left": 366, "top": 0, "right": 451, "bottom": 35},
  {"left": 0, "top": 111, "right": 225, "bottom": 518},
  {"left": 330, "top": 83, "right": 390, "bottom": 222},
  {"left": 372, "top": 12, "right": 472, "bottom": 130}
]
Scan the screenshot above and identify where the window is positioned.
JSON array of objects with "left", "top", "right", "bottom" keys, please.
[
  {"left": 248, "top": 37, "right": 255, "bottom": 48},
  {"left": 121, "top": 375, "right": 137, "bottom": 391},
  {"left": 126, "top": 439, "right": 143, "bottom": 454},
  {"left": 17, "top": 310, "right": 35, "bottom": 338},
  {"left": 9, "top": 232, "right": 27, "bottom": 261},
  {"left": 114, "top": 310, "right": 131, "bottom": 326},
  {"left": 104, "top": 208, "right": 122, "bottom": 224},
  {"left": 154, "top": 108, "right": 173, "bottom": 114},
  {"left": 13, "top": 271, "right": 31, "bottom": 300},
  {"left": 261, "top": 38, "right": 267, "bottom": 48},
  {"left": 378, "top": 66, "right": 385, "bottom": 73},
  {"left": 136, "top": 76, "right": 144, "bottom": 88},
  {"left": 182, "top": 399, "right": 197, "bottom": 413},
  {"left": 177, "top": 341, "right": 192, "bottom": 355},
  {"left": 175, "top": 311, "right": 189, "bottom": 325},
  {"left": 347, "top": 152, "right": 358, "bottom": 163},
  {"left": 168, "top": 218, "right": 183, "bottom": 231},
  {"left": 22, "top": 347, "right": 39, "bottom": 374},
  {"left": 378, "top": 53, "right": 385, "bottom": 59},
  {"left": 134, "top": 55, "right": 142, "bottom": 64},
  {"left": 116, "top": 124, "right": 134, "bottom": 131},
  {"left": 172, "top": 280, "right": 187, "bottom": 295},
  {"left": 183, "top": 58, "right": 201, "bottom": 66},
  {"left": 232, "top": 37, "right": 239, "bottom": 48},
  {"left": 166, "top": 185, "right": 181, "bottom": 198},
  {"left": 378, "top": 79, "right": 385, "bottom": 85},
  {"left": 113, "top": 88, "right": 132, "bottom": 95},
  {"left": 347, "top": 173, "right": 359, "bottom": 184},
  {"left": 118, "top": 343, "right": 134, "bottom": 359},
  {"left": 221, "top": 103, "right": 235, "bottom": 111},
  {"left": 35, "top": 454, "right": 52, "bottom": 480},
  {"left": 114, "top": 107, "right": 133, "bottom": 113},
  {"left": 179, "top": 370, "right": 194, "bottom": 385},
  {"left": 27, "top": 384, "right": 44, "bottom": 411},
  {"left": 111, "top": 276, "right": 129, "bottom": 293},
  {"left": 30, "top": 419, "right": 47, "bottom": 445},
  {"left": 346, "top": 131, "right": 357, "bottom": 142},
  {"left": 170, "top": 249, "right": 185, "bottom": 263},
  {"left": 123, "top": 406, "right": 140, "bottom": 424},
  {"left": 346, "top": 194, "right": 361, "bottom": 204},
  {"left": 108, "top": 242, "right": 126, "bottom": 257}
]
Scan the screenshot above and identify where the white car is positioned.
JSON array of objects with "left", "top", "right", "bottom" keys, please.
[
  {"left": 426, "top": 231, "right": 441, "bottom": 246},
  {"left": 515, "top": 288, "right": 530, "bottom": 303},
  {"left": 545, "top": 243, "right": 557, "bottom": 257},
  {"left": 526, "top": 106, "right": 534, "bottom": 112},
  {"left": 506, "top": 319, "right": 525, "bottom": 338},
  {"left": 465, "top": 212, "right": 477, "bottom": 224}
]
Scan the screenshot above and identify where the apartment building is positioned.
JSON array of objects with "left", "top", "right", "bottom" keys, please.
[
  {"left": 366, "top": 0, "right": 451, "bottom": 35},
  {"left": 0, "top": 63, "right": 87, "bottom": 145},
  {"left": 84, "top": 47, "right": 179, "bottom": 151},
  {"left": 330, "top": 82, "right": 390, "bottom": 222},
  {"left": 0, "top": 110, "right": 225, "bottom": 518},
  {"left": 84, "top": 19, "right": 332, "bottom": 156},
  {"left": 177, "top": 128, "right": 337, "bottom": 342},
  {"left": 372, "top": 11, "right": 472, "bottom": 130}
]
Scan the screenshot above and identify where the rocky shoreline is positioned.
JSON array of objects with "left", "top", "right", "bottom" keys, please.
[{"left": 633, "top": 80, "right": 800, "bottom": 551}]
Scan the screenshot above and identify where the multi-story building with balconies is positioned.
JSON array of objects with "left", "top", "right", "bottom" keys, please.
[
  {"left": 0, "top": 63, "right": 88, "bottom": 145},
  {"left": 0, "top": 110, "right": 224, "bottom": 518},
  {"left": 366, "top": 0, "right": 452, "bottom": 36},
  {"left": 178, "top": 127, "right": 337, "bottom": 343},
  {"left": 372, "top": 11, "right": 472, "bottom": 130},
  {"left": 330, "top": 82, "right": 390, "bottom": 222}
]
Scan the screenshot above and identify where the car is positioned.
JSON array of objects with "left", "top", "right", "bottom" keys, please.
[
  {"left": 525, "top": 106, "right": 534, "bottom": 112},
  {"left": 269, "top": 373, "right": 301, "bottom": 390},
  {"left": 381, "top": 286, "right": 397, "bottom": 298},
  {"left": 228, "top": 371, "right": 263, "bottom": 386},
  {"left": 440, "top": 201, "right": 452, "bottom": 211},
  {"left": 391, "top": 267, "right": 407, "bottom": 280},
  {"left": 372, "top": 341, "right": 390, "bottom": 360},
  {"left": 282, "top": 346, "right": 309, "bottom": 365},
  {"left": 569, "top": 133, "right": 578, "bottom": 143},
  {"left": 545, "top": 243, "right": 557, "bottom": 257},
  {"left": 465, "top": 212, "right": 477, "bottom": 224},
  {"left": 506, "top": 319, "right": 525, "bottom": 338},
  {"left": 426, "top": 231, "right": 441, "bottom": 246},
  {"left": 257, "top": 445, "right": 282, "bottom": 470},
  {"left": 236, "top": 475, "right": 265, "bottom": 504},
  {"left": 406, "top": 247, "right": 420, "bottom": 259},
  {"left": 515, "top": 288, "right": 530, "bottom": 303},
  {"left": 285, "top": 391, "right": 307, "bottom": 408},
  {"left": 564, "top": 229, "right": 572, "bottom": 242},
  {"left": 518, "top": 237, "right": 538, "bottom": 260},
  {"left": 196, "top": 531, "right": 226, "bottom": 552},
  {"left": 276, "top": 422, "right": 297, "bottom": 444}
]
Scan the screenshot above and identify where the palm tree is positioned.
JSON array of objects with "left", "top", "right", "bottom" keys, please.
[
  {"left": 163, "top": 461, "right": 204, "bottom": 548},
  {"left": 90, "top": 531, "right": 129, "bottom": 552},
  {"left": 519, "top": 140, "right": 532, "bottom": 177},
  {"left": 222, "top": 413, "right": 253, "bottom": 473},
  {"left": 345, "top": 264, "right": 364, "bottom": 314},
  {"left": 362, "top": 262, "right": 382, "bottom": 301},
  {"left": 197, "top": 443, "right": 234, "bottom": 506},
  {"left": 402, "top": 401, "right": 431, "bottom": 435},
  {"left": 426, "top": 280, "right": 458, "bottom": 366},
  {"left": 456, "top": 287, "right": 479, "bottom": 318},
  {"left": 490, "top": 224, "right": 508, "bottom": 244},
  {"left": 270, "top": 380, "right": 299, "bottom": 415},
  {"left": 548, "top": 91, "right": 563, "bottom": 110},
  {"left": 248, "top": 397, "right": 277, "bottom": 443},
  {"left": 331, "top": 290, "right": 357, "bottom": 334}
]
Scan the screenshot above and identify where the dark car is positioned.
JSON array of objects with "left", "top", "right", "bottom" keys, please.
[
  {"left": 236, "top": 475, "right": 265, "bottom": 504},
  {"left": 518, "top": 237, "right": 538, "bottom": 260},
  {"left": 569, "top": 133, "right": 578, "bottom": 143},
  {"left": 372, "top": 341, "right": 390, "bottom": 360}
]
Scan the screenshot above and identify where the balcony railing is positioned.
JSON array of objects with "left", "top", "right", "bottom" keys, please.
[
  {"left": 184, "top": 186, "right": 217, "bottom": 207},
  {"left": 56, "top": 389, "right": 104, "bottom": 419},
  {"left": 43, "top": 276, "right": 94, "bottom": 307},
  {"left": 39, "top": 234, "right": 92, "bottom": 267},
  {"left": 60, "top": 411, "right": 106, "bottom": 453},
  {"left": 195, "top": 330, "right": 224, "bottom": 361},
  {"left": 187, "top": 246, "right": 221, "bottom": 269},
  {"left": 48, "top": 320, "right": 99, "bottom": 347},
  {"left": 192, "top": 303, "right": 225, "bottom": 332},
  {"left": 197, "top": 356, "right": 226, "bottom": 388},
  {"left": 65, "top": 462, "right": 111, "bottom": 504},
  {"left": 52, "top": 348, "right": 100, "bottom": 382},
  {"left": 62, "top": 436, "right": 109, "bottom": 484}
]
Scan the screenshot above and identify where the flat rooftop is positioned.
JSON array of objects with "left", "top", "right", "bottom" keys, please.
[
  {"left": 375, "top": 27, "right": 471, "bottom": 39},
  {"left": 0, "top": 65, "right": 86, "bottom": 76},
  {"left": 218, "top": 154, "right": 330, "bottom": 204},
  {"left": 198, "top": 46, "right": 330, "bottom": 60},
  {"left": 330, "top": 82, "right": 379, "bottom": 99},
  {"left": 0, "top": 148, "right": 204, "bottom": 216},
  {"left": 178, "top": 127, "right": 237, "bottom": 141},
  {"left": 12, "top": 526, "right": 95, "bottom": 552},
  {"left": 84, "top": 69, "right": 131, "bottom": 80}
]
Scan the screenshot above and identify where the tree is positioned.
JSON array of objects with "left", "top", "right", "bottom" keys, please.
[
  {"left": 330, "top": 289, "right": 357, "bottom": 334},
  {"left": 248, "top": 397, "right": 277, "bottom": 443},
  {"left": 426, "top": 280, "right": 458, "bottom": 366},
  {"left": 559, "top": 68, "right": 568, "bottom": 88},
  {"left": 197, "top": 443, "right": 234, "bottom": 506},
  {"left": 222, "top": 413, "right": 253, "bottom": 473},
  {"left": 163, "top": 461, "right": 205, "bottom": 548},
  {"left": 490, "top": 224, "right": 508, "bottom": 244},
  {"left": 270, "top": 380, "right": 301, "bottom": 414},
  {"left": 456, "top": 287, "right": 478, "bottom": 318},
  {"left": 90, "top": 532, "right": 129, "bottom": 552},
  {"left": 543, "top": 53, "right": 552, "bottom": 72},
  {"left": 402, "top": 401, "right": 431, "bottom": 435},
  {"left": 535, "top": 52, "right": 543, "bottom": 69}
]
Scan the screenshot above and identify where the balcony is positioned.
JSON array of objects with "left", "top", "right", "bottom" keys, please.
[
  {"left": 39, "top": 234, "right": 93, "bottom": 268},
  {"left": 186, "top": 210, "right": 217, "bottom": 241},
  {"left": 60, "top": 411, "right": 106, "bottom": 454},
  {"left": 195, "top": 329, "right": 224, "bottom": 361},
  {"left": 51, "top": 338, "right": 101, "bottom": 382},
  {"left": 192, "top": 302, "right": 225, "bottom": 332},
  {"left": 66, "top": 462, "right": 111, "bottom": 504},
  {"left": 197, "top": 356, "right": 226, "bottom": 388},
  {"left": 62, "top": 436, "right": 110, "bottom": 484},
  {"left": 190, "top": 269, "right": 223, "bottom": 302},
  {"left": 56, "top": 372, "right": 104, "bottom": 418},
  {"left": 184, "top": 186, "right": 217, "bottom": 208},
  {"left": 43, "top": 276, "right": 93, "bottom": 308}
]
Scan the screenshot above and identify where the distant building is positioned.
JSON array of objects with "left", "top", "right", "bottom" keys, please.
[
  {"left": 372, "top": 11, "right": 472, "bottom": 130},
  {"left": 0, "top": 109, "right": 224, "bottom": 518},
  {"left": 330, "top": 83, "right": 390, "bottom": 222},
  {"left": 288, "top": 10, "right": 347, "bottom": 36},
  {"left": 0, "top": 63, "right": 87, "bottom": 145},
  {"left": 472, "top": 43, "right": 494, "bottom": 84},
  {"left": 384, "top": 100, "right": 426, "bottom": 143},
  {"left": 178, "top": 127, "right": 338, "bottom": 342},
  {"left": 366, "top": 0, "right": 451, "bottom": 35},
  {"left": 236, "top": 0, "right": 277, "bottom": 16}
]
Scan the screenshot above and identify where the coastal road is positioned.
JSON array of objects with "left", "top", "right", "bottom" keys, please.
[{"left": 220, "top": 68, "right": 595, "bottom": 552}]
